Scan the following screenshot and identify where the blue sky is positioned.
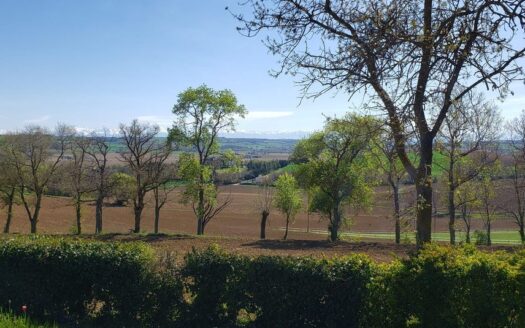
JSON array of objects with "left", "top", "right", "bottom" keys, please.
[{"left": 0, "top": 1, "right": 524, "bottom": 138}]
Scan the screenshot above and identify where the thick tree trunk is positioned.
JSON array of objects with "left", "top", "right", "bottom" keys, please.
[
  {"left": 75, "top": 196, "right": 82, "bottom": 235},
  {"left": 415, "top": 137, "right": 433, "bottom": 246},
  {"left": 283, "top": 215, "right": 289, "bottom": 240},
  {"left": 519, "top": 224, "right": 525, "bottom": 244},
  {"left": 95, "top": 194, "right": 103, "bottom": 234},
  {"left": 260, "top": 210, "right": 269, "bottom": 239},
  {"left": 30, "top": 195, "right": 42, "bottom": 234},
  {"left": 3, "top": 189, "right": 14, "bottom": 233}
]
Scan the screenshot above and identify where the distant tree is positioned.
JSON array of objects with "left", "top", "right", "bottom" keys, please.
[
  {"left": 62, "top": 130, "right": 93, "bottom": 235},
  {"left": 372, "top": 128, "right": 408, "bottom": 244},
  {"left": 504, "top": 111, "right": 525, "bottom": 244},
  {"left": 120, "top": 120, "right": 170, "bottom": 233},
  {"left": 168, "top": 85, "right": 247, "bottom": 235},
  {"left": 274, "top": 173, "right": 302, "bottom": 240},
  {"left": 455, "top": 178, "right": 478, "bottom": 244},
  {"left": 236, "top": 0, "right": 525, "bottom": 245},
  {"left": 0, "top": 144, "right": 20, "bottom": 233},
  {"left": 81, "top": 131, "right": 111, "bottom": 234},
  {"left": 475, "top": 164, "right": 500, "bottom": 246},
  {"left": 293, "top": 114, "right": 378, "bottom": 241},
  {"left": 150, "top": 160, "right": 177, "bottom": 234},
  {"left": 5, "top": 125, "right": 67, "bottom": 233},
  {"left": 109, "top": 172, "right": 136, "bottom": 207},
  {"left": 256, "top": 176, "right": 273, "bottom": 239},
  {"left": 435, "top": 92, "right": 501, "bottom": 244}
]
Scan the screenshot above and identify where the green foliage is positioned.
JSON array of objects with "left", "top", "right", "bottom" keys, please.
[
  {"left": 292, "top": 114, "right": 378, "bottom": 240},
  {"left": 2, "top": 239, "right": 525, "bottom": 327},
  {"left": 0, "top": 312, "right": 57, "bottom": 328},
  {"left": 273, "top": 173, "right": 302, "bottom": 222},
  {"left": 0, "top": 236, "right": 182, "bottom": 327},
  {"left": 178, "top": 153, "right": 218, "bottom": 208},
  {"left": 108, "top": 172, "right": 136, "bottom": 206},
  {"left": 168, "top": 85, "right": 247, "bottom": 155}
]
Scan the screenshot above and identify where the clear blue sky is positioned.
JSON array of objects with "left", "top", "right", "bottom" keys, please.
[{"left": 0, "top": 1, "right": 524, "bottom": 138}]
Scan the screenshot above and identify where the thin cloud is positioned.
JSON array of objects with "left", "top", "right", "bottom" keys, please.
[
  {"left": 244, "top": 111, "right": 294, "bottom": 120},
  {"left": 24, "top": 115, "right": 51, "bottom": 124}
]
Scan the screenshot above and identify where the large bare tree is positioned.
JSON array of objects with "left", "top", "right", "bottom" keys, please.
[
  {"left": 6, "top": 125, "right": 67, "bottom": 233},
  {"left": 120, "top": 120, "right": 169, "bottom": 233},
  {"left": 81, "top": 131, "right": 112, "bottom": 234},
  {"left": 235, "top": 0, "right": 525, "bottom": 244}
]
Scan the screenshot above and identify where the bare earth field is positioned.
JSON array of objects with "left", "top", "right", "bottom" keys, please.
[{"left": 2, "top": 184, "right": 522, "bottom": 260}]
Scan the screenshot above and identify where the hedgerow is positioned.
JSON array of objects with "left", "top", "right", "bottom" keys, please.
[{"left": 0, "top": 237, "right": 524, "bottom": 327}]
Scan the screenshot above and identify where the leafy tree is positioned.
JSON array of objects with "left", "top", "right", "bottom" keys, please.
[
  {"left": 109, "top": 172, "right": 136, "bottom": 207},
  {"left": 293, "top": 114, "right": 378, "bottom": 241},
  {"left": 455, "top": 178, "right": 478, "bottom": 244},
  {"left": 235, "top": 0, "right": 525, "bottom": 245},
  {"left": 168, "top": 85, "right": 246, "bottom": 235},
  {"left": 273, "top": 173, "right": 302, "bottom": 240}
]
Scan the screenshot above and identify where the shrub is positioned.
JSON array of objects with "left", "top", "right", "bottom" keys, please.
[{"left": 0, "top": 236, "right": 182, "bottom": 327}]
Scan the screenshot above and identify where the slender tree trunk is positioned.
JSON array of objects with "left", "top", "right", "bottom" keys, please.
[
  {"left": 154, "top": 191, "right": 160, "bottom": 234},
  {"left": 197, "top": 188, "right": 205, "bottom": 235},
  {"left": 260, "top": 210, "right": 269, "bottom": 239},
  {"left": 519, "top": 224, "right": 525, "bottom": 244},
  {"left": 95, "top": 194, "right": 103, "bottom": 234},
  {"left": 283, "top": 215, "right": 289, "bottom": 240},
  {"left": 487, "top": 219, "right": 492, "bottom": 246},
  {"left": 75, "top": 195, "right": 82, "bottom": 235},
  {"left": 3, "top": 188, "right": 15, "bottom": 233},
  {"left": 329, "top": 203, "right": 341, "bottom": 242},
  {"left": 448, "top": 157, "right": 457, "bottom": 244},
  {"left": 393, "top": 184, "right": 401, "bottom": 244},
  {"left": 415, "top": 136, "right": 433, "bottom": 246}
]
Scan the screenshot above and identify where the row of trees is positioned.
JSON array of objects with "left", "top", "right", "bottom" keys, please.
[
  {"left": 235, "top": 0, "right": 525, "bottom": 245},
  {"left": 0, "top": 85, "right": 246, "bottom": 235}
]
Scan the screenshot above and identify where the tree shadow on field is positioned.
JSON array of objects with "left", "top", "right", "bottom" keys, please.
[
  {"left": 242, "top": 239, "right": 412, "bottom": 252},
  {"left": 92, "top": 233, "right": 197, "bottom": 243}
]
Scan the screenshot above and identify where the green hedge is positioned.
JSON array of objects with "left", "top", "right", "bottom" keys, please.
[
  {"left": 0, "top": 238, "right": 524, "bottom": 327},
  {"left": 0, "top": 236, "right": 182, "bottom": 327}
]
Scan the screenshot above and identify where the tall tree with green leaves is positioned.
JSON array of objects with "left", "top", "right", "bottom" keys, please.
[
  {"left": 274, "top": 173, "right": 302, "bottom": 240},
  {"left": 293, "top": 114, "right": 378, "bottom": 241},
  {"left": 235, "top": 0, "right": 525, "bottom": 245},
  {"left": 169, "top": 85, "right": 247, "bottom": 235}
]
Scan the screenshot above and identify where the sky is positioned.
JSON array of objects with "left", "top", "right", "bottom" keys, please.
[{"left": 1, "top": 1, "right": 525, "bottom": 139}]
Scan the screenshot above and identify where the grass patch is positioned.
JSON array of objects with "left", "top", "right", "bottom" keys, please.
[{"left": 0, "top": 312, "right": 56, "bottom": 328}]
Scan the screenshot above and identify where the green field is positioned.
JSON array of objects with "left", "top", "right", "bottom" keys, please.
[{"left": 284, "top": 228, "right": 524, "bottom": 245}]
